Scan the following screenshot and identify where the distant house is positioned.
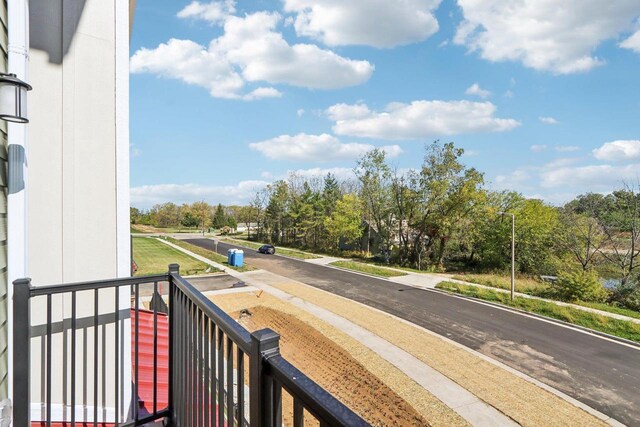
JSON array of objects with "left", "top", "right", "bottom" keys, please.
[{"left": 236, "top": 222, "right": 258, "bottom": 233}]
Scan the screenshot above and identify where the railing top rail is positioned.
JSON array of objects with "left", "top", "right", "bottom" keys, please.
[
  {"left": 27, "top": 273, "right": 170, "bottom": 297},
  {"left": 267, "top": 354, "right": 369, "bottom": 426},
  {"left": 170, "top": 271, "right": 252, "bottom": 352}
]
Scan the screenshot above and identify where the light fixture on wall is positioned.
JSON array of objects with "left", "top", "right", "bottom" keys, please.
[{"left": 0, "top": 73, "right": 32, "bottom": 123}]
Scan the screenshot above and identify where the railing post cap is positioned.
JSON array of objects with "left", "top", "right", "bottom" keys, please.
[
  {"left": 252, "top": 328, "right": 279, "bottom": 342},
  {"left": 13, "top": 278, "right": 32, "bottom": 287},
  {"left": 168, "top": 264, "right": 180, "bottom": 273}
]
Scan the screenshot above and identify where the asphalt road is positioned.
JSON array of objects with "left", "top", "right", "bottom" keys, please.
[{"left": 186, "top": 238, "right": 640, "bottom": 425}]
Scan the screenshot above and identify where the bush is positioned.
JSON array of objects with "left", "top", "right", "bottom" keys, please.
[
  {"left": 552, "top": 270, "right": 608, "bottom": 303},
  {"left": 610, "top": 278, "right": 640, "bottom": 311}
]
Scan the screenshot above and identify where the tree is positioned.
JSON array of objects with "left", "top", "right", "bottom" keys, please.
[
  {"left": 558, "top": 210, "right": 606, "bottom": 271},
  {"left": 324, "top": 194, "right": 363, "bottom": 249},
  {"left": 355, "top": 149, "right": 393, "bottom": 252},
  {"left": 190, "top": 201, "right": 211, "bottom": 233},
  {"left": 265, "top": 181, "right": 290, "bottom": 244},
  {"left": 212, "top": 203, "right": 227, "bottom": 229},
  {"left": 599, "top": 187, "right": 640, "bottom": 285},
  {"left": 152, "top": 202, "right": 181, "bottom": 228}
]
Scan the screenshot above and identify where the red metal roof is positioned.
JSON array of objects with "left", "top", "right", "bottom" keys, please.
[
  {"left": 132, "top": 308, "right": 169, "bottom": 415},
  {"left": 31, "top": 309, "right": 169, "bottom": 427}
]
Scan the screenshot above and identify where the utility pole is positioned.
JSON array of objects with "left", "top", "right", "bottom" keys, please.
[{"left": 498, "top": 212, "right": 516, "bottom": 300}]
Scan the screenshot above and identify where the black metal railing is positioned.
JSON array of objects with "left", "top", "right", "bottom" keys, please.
[{"left": 13, "top": 264, "right": 367, "bottom": 426}]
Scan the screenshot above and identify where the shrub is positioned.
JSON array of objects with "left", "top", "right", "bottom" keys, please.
[{"left": 552, "top": 270, "right": 608, "bottom": 303}]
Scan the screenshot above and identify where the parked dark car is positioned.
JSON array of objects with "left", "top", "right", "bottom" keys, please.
[{"left": 258, "top": 244, "right": 276, "bottom": 255}]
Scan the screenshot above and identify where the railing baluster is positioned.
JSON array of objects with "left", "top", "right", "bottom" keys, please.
[
  {"left": 237, "top": 349, "right": 244, "bottom": 426},
  {"left": 227, "top": 336, "right": 234, "bottom": 426},
  {"left": 94, "top": 289, "right": 99, "bottom": 427},
  {"left": 114, "top": 286, "right": 119, "bottom": 426},
  {"left": 186, "top": 298, "right": 192, "bottom": 427},
  {"left": 72, "top": 291, "right": 77, "bottom": 426},
  {"left": 211, "top": 322, "right": 217, "bottom": 426},
  {"left": 293, "top": 398, "right": 303, "bottom": 427},
  {"left": 153, "top": 281, "right": 158, "bottom": 415},
  {"left": 187, "top": 301, "right": 195, "bottom": 426},
  {"left": 134, "top": 283, "right": 139, "bottom": 422},
  {"left": 199, "top": 308, "right": 204, "bottom": 427},
  {"left": 168, "top": 266, "right": 176, "bottom": 426},
  {"left": 46, "top": 294, "right": 52, "bottom": 427},
  {"left": 273, "top": 378, "right": 282, "bottom": 427},
  {"left": 204, "top": 314, "right": 210, "bottom": 427},
  {"left": 217, "top": 328, "right": 224, "bottom": 427}
]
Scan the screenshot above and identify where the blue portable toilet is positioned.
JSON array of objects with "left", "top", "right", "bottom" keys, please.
[
  {"left": 234, "top": 250, "right": 244, "bottom": 267},
  {"left": 227, "top": 249, "right": 236, "bottom": 265}
]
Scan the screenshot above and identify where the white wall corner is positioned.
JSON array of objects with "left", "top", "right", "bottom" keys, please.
[{"left": 115, "top": 0, "right": 130, "bottom": 279}]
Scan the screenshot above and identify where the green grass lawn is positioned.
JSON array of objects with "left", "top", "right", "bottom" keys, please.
[
  {"left": 330, "top": 260, "right": 407, "bottom": 278},
  {"left": 132, "top": 237, "right": 216, "bottom": 276},
  {"left": 165, "top": 237, "right": 255, "bottom": 272},
  {"left": 220, "top": 238, "right": 321, "bottom": 260},
  {"left": 436, "top": 281, "right": 640, "bottom": 343}
]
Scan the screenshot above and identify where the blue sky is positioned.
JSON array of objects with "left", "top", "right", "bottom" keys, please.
[{"left": 130, "top": 0, "right": 640, "bottom": 209}]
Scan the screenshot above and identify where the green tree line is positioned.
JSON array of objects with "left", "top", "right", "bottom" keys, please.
[{"left": 131, "top": 142, "right": 640, "bottom": 311}]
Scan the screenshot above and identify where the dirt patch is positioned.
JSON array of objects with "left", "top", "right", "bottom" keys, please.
[
  {"left": 211, "top": 291, "right": 468, "bottom": 426},
  {"left": 235, "top": 306, "right": 426, "bottom": 426}
]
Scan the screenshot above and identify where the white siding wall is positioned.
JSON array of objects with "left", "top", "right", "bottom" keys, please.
[
  {"left": 24, "top": 0, "right": 131, "bottom": 420},
  {"left": 0, "top": 0, "right": 8, "bottom": 404}
]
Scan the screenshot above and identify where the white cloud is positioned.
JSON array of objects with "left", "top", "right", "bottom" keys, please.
[
  {"left": 540, "top": 163, "right": 640, "bottom": 189},
  {"left": 286, "top": 167, "right": 355, "bottom": 181},
  {"left": 177, "top": 0, "right": 236, "bottom": 23},
  {"left": 249, "top": 133, "right": 402, "bottom": 162},
  {"left": 130, "top": 12, "right": 374, "bottom": 99},
  {"left": 555, "top": 145, "right": 580, "bottom": 152},
  {"left": 325, "top": 103, "right": 371, "bottom": 121},
  {"left": 593, "top": 140, "right": 640, "bottom": 162},
  {"left": 530, "top": 144, "right": 547, "bottom": 153},
  {"left": 283, "top": 0, "right": 442, "bottom": 48},
  {"left": 539, "top": 116, "right": 559, "bottom": 125},
  {"left": 465, "top": 83, "right": 491, "bottom": 98},
  {"left": 328, "top": 100, "right": 520, "bottom": 140},
  {"left": 242, "top": 87, "right": 282, "bottom": 101},
  {"left": 130, "top": 181, "right": 269, "bottom": 208},
  {"left": 454, "top": 0, "right": 640, "bottom": 74},
  {"left": 296, "top": 109, "right": 305, "bottom": 117},
  {"left": 621, "top": 29, "right": 640, "bottom": 52},
  {"left": 130, "top": 39, "right": 245, "bottom": 99}
]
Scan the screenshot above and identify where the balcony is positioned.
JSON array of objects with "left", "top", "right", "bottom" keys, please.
[{"left": 13, "top": 264, "right": 367, "bottom": 426}]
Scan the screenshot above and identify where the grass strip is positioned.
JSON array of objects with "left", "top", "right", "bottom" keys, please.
[
  {"left": 330, "top": 261, "right": 407, "bottom": 278},
  {"left": 436, "top": 281, "right": 640, "bottom": 343},
  {"left": 452, "top": 273, "right": 640, "bottom": 320},
  {"left": 164, "top": 237, "right": 255, "bottom": 272},
  {"left": 452, "top": 273, "right": 548, "bottom": 295},
  {"left": 132, "top": 237, "right": 215, "bottom": 276},
  {"left": 574, "top": 301, "right": 640, "bottom": 320},
  {"left": 220, "top": 238, "right": 320, "bottom": 260}
]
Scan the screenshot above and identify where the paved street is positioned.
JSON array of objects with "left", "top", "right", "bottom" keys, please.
[{"left": 186, "top": 238, "right": 640, "bottom": 425}]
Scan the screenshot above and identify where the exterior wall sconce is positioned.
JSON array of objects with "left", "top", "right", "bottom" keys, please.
[{"left": 0, "top": 73, "right": 32, "bottom": 123}]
